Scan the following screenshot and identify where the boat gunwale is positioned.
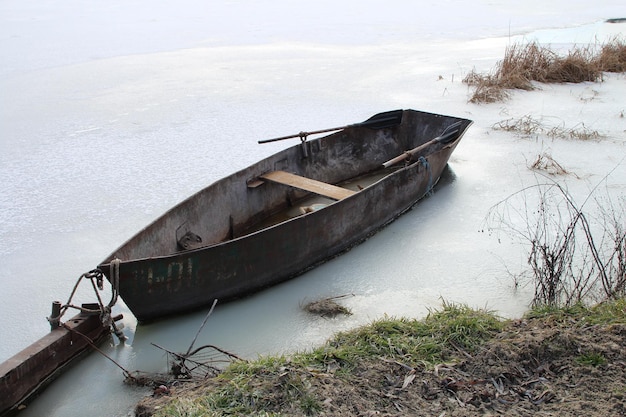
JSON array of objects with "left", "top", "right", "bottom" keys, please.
[{"left": 98, "top": 133, "right": 466, "bottom": 268}]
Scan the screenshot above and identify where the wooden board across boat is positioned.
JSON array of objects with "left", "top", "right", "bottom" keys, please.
[{"left": 98, "top": 109, "right": 473, "bottom": 322}]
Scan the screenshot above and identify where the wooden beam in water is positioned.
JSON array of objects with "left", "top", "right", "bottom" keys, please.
[{"left": 0, "top": 306, "right": 111, "bottom": 415}]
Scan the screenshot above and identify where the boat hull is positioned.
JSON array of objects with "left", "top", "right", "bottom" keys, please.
[{"left": 99, "top": 109, "right": 472, "bottom": 322}]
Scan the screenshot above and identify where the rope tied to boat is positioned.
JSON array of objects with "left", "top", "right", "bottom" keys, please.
[
  {"left": 299, "top": 132, "right": 309, "bottom": 158},
  {"left": 108, "top": 258, "right": 120, "bottom": 310},
  {"left": 46, "top": 258, "right": 126, "bottom": 341},
  {"left": 418, "top": 156, "right": 434, "bottom": 196}
]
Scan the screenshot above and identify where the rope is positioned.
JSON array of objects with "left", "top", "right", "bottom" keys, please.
[
  {"left": 104, "top": 259, "right": 126, "bottom": 341},
  {"left": 47, "top": 258, "right": 126, "bottom": 341},
  {"left": 418, "top": 156, "right": 434, "bottom": 196},
  {"left": 109, "top": 258, "right": 120, "bottom": 308},
  {"left": 47, "top": 269, "right": 106, "bottom": 324}
]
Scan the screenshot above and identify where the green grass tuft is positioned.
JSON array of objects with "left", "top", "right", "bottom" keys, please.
[
  {"left": 576, "top": 352, "right": 607, "bottom": 367},
  {"left": 526, "top": 299, "right": 626, "bottom": 325}
]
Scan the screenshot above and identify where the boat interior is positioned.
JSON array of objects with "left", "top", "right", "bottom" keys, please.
[
  {"left": 101, "top": 110, "right": 472, "bottom": 264},
  {"left": 236, "top": 166, "right": 402, "bottom": 238}
]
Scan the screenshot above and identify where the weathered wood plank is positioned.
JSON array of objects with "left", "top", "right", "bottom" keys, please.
[
  {"left": 260, "top": 170, "right": 356, "bottom": 201},
  {"left": 0, "top": 307, "right": 110, "bottom": 415}
]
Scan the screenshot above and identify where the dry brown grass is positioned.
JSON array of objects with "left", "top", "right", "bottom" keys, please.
[
  {"left": 465, "top": 38, "right": 626, "bottom": 103},
  {"left": 530, "top": 153, "right": 570, "bottom": 176},
  {"left": 555, "top": 122, "right": 601, "bottom": 140},
  {"left": 493, "top": 115, "right": 602, "bottom": 141},
  {"left": 493, "top": 115, "right": 543, "bottom": 135},
  {"left": 302, "top": 294, "right": 353, "bottom": 318},
  {"left": 595, "top": 36, "right": 626, "bottom": 72}
]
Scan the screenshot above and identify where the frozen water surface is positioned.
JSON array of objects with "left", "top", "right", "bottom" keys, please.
[{"left": 1, "top": 1, "right": 625, "bottom": 415}]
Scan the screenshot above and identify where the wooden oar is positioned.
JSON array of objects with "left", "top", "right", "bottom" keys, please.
[
  {"left": 258, "top": 109, "right": 403, "bottom": 144},
  {"left": 381, "top": 121, "right": 462, "bottom": 168}
]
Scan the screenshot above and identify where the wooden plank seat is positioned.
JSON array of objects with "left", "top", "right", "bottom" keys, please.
[{"left": 259, "top": 170, "right": 356, "bottom": 201}]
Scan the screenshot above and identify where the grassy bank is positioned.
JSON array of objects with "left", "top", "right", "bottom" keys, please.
[{"left": 136, "top": 299, "right": 625, "bottom": 417}]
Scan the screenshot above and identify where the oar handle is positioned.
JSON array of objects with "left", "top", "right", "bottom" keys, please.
[
  {"left": 258, "top": 110, "right": 404, "bottom": 144},
  {"left": 258, "top": 126, "right": 346, "bottom": 144},
  {"left": 381, "top": 123, "right": 462, "bottom": 169}
]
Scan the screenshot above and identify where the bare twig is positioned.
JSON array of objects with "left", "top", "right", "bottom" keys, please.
[
  {"left": 186, "top": 299, "right": 218, "bottom": 356},
  {"left": 483, "top": 165, "right": 626, "bottom": 306}
]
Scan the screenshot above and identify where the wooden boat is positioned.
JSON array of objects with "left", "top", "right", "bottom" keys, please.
[{"left": 98, "top": 109, "right": 472, "bottom": 322}]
